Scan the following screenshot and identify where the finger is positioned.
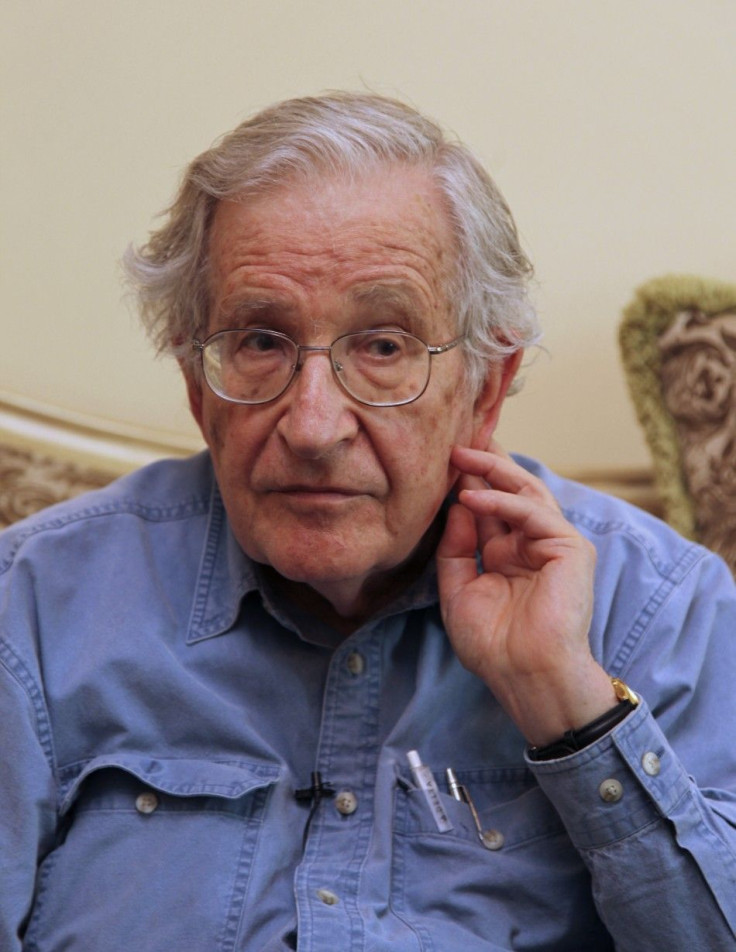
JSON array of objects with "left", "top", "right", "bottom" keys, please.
[
  {"left": 452, "top": 445, "right": 558, "bottom": 509},
  {"left": 452, "top": 444, "right": 544, "bottom": 494},
  {"left": 457, "top": 486, "right": 577, "bottom": 544},
  {"left": 455, "top": 471, "right": 511, "bottom": 541},
  {"left": 454, "top": 438, "right": 515, "bottom": 482},
  {"left": 437, "top": 500, "right": 478, "bottom": 564}
]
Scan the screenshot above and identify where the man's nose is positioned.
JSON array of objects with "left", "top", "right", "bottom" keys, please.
[{"left": 275, "top": 349, "right": 359, "bottom": 458}]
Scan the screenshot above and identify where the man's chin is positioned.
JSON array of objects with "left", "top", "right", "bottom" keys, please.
[{"left": 263, "top": 547, "right": 374, "bottom": 589}]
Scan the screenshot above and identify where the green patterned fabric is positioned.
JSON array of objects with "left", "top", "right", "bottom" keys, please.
[{"left": 619, "top": 274, "right": 736, "bottom": 543}]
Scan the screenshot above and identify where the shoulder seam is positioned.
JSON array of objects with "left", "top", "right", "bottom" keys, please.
[
  {"left": 562, "top": 506, "right": 706, "bottom": 582},
  {"left": 0, "top": 495, "right": 209, "bottom": 575}
]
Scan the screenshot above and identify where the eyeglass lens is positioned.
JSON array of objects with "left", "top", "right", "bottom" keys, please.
[{"left": 201, "top": 329, "right": 433, "bottom": 406}]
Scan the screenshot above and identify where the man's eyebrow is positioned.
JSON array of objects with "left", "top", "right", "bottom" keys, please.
[
  {"left": 216, "top": 297, "right": 292, "bottom": 325},
  {"left": 350, "top": 284, "right": 427, "bottom": 325},
  {"left": 351, "top": 284, "right": 422, "bottom": 309}
]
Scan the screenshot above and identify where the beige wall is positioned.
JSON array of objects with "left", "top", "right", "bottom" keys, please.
[{"left": 2, "top": 0, "right": 734, "bottom": 472}]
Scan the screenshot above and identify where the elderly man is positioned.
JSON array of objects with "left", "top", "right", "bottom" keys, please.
[{"left": 2, "top": 93, "right": 735, "bottom": 950}]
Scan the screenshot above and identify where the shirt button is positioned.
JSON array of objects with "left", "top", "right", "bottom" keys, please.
[
  {"left": 642, "top": 751, "right": 661, "bottom": 776},
  {"left": 335, "top": 790, "right": 358, "bottom": 815},
  {"left": 598, "top": 778, "right": 624, "bottom": 803},
  {"left": 480, "top": 829, "right": 505, "bottom": 851},
  {"left": 316, "top": 888, "right": 339, "bottom": 906},
  {"left": 346, "top": 651, "right": 365, "bottom": 676},
  {"left": 135, "top": 791, "right": 159, "bottom": 814}
]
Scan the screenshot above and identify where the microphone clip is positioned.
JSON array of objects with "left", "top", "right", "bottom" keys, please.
[{"left": 295, "top": 771, "right": 335, "bottom": 805}]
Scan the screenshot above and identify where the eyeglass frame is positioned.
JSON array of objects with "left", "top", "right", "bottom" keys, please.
[{"left": 190, "top": 328, "right": 466, "bottom": 408}]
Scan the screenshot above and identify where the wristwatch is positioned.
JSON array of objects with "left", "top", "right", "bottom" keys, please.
[
  {"left": 611, "top": 677, "right": 639, "bottom": 706},
  {"left": 528, "top": 677, "right": 639, "bottom": 762}
]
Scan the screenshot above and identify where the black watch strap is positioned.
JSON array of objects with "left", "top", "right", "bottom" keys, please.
[{"left": 528, "top": 679, "right": 639, "bottom": 762}]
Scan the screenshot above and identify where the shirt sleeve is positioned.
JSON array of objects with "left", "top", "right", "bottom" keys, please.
[
  {"left": 0, "top": 636, "right": 58, "bottom": 949},
  {"left": 528, "top": 547, "right": 736, "bottom": 951}
]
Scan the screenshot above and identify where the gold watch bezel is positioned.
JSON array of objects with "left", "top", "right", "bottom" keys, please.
[{"left": 611, "top": 677, "right": 640, "bottom": 706}]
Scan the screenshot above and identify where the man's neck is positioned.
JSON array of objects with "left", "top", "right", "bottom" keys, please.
[{"left": 261, "top": 516, "right": 444, "bottom": 637}]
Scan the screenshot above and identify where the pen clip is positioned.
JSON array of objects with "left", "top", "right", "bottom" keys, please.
[
  {"left": 446, "top": 767, "right": 465, "bottom": 802},
  {"left": 445, "top": 767, "right": 504, "bottom": 852}
]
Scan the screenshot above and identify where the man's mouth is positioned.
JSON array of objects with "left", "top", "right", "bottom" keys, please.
[{"left": 276, "top": 485, "right": 362, "bottom": 495}]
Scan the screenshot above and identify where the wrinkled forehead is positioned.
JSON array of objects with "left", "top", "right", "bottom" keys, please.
[
  {"left": 210, "top": 162, "right": 457, "bottom": 261},
  {"left": 206, "top": 166, "right": 460, "bottom": 328}
]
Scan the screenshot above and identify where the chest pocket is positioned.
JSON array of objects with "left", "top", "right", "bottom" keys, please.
[
  {"left": 392, "top": 766, "right": 610, "bottom": 950},
  {"left": 24, "top": 755, "right": 280, "bottom": 952}
]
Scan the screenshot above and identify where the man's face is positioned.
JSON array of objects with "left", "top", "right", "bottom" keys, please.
[{"left": 186, "top": 166, "right": 513, "bottom": 619}]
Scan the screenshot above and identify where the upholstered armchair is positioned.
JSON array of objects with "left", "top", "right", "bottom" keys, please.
[
  {"left": 0, "top": 395, "right": 200, "bottom": 530},
  {"left": 620, "top": 274, "right": 736, "bottom": 575},
  {"left": 0, "top": 443, "right": 111, "bottom": 530}
]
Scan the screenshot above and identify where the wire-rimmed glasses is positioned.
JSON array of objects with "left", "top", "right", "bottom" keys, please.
[{"left": 191, "top": 328, "right": 464, "bottom": 407}]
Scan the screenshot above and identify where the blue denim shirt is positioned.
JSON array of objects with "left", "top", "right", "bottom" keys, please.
[{"left": 1, "top": 451, "right": 735, "bottom": 951}]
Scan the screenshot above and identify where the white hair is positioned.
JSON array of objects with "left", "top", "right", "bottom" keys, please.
[{"left": 123, "top": 91, "right": 540, "bottom": 395}]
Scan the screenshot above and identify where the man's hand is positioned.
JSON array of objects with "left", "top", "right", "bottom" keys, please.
[{"left": 437, "top": 443, "right": 617, "bottom": 747}]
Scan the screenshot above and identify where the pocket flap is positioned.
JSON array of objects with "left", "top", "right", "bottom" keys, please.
[{"left": 59, "top": 755, "right": 280, "bottom": 815}]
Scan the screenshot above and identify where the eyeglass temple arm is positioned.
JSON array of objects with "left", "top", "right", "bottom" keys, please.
[{"left": 427, "top": 336, "right": 465, "bottom": 356}]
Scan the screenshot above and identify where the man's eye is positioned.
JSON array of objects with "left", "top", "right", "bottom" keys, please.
[
  {"left": 242, "top": 332, "right": 280, "bottom": 352},
  {"left": 226, "top": 331, "right": 292, "bottom": 367},
  {"left": 365, "top": 335, "right": 404, "bottom": 358}
]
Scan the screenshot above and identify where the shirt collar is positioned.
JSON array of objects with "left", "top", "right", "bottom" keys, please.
[{"left": 186, "top": 478, "right": 260, "bottom": 644}]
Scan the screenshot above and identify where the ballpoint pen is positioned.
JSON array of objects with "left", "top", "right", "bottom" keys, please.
[{"left": 446, "top": 767, "right": 504, "bottom": 851}]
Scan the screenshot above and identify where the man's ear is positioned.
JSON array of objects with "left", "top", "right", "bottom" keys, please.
[{"left": 470, "top": 349, "right": 524, "bottom": 450}]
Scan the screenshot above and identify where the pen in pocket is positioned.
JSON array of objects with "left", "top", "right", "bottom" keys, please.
[
  {"left": 406, "top": 750, "right": 454, "bottom": 833},
  {"left": 446, "top": 767, "right": 504, "bottom": 851}
]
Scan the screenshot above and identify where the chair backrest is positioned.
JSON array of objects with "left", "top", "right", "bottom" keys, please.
[
  {"left": 0, "top": 442, "right": 112, "bottom": 530},
  {"left": 620, "top": 274, "right": 736, "bottom": 574},
  {"left": 0, "top": 394, "right": 201, "bottom": 529}
]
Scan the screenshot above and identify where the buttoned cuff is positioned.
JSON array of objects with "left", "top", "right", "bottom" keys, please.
[{"left": 526, "top": 700, "right": 692, "bottom": 850}]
